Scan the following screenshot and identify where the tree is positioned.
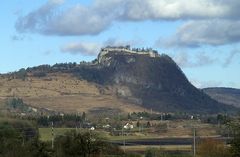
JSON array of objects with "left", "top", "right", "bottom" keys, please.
[
  {"left": 217, "top": 114, "right": 229, "bottom": 127},
  {"left": 136, "top": 120, "right": 140, "bottom": 128},
  {"left": 0, "top": 119, "right": 50, "bottom": 157},
  {"left": 228, "top": 116, "right": 240, "bottom": 157},
  {"left": 128, "top": 113, "right": 131, "bottom": 120},
  {"left": 231, "top": 136, "right": 240, "bottom": 157},
  {"left": 15, "top": 68, "right": 27, "bottom": 80},
  {"left": 33, "top": 72, "right": 47, "bottom": 77},
  {"left": 54, "top": 131, "right": 122, "bottom": 157},
  {"left": 146, "top": 121, "right": 151, "bottom": 128},
  {"left": 82, "top": 112, "right": 86, "bottom": 121}
]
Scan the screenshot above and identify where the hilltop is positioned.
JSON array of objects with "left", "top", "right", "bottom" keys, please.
[{"left": 0, "top": 46, "right": 237, "bottom": 114}]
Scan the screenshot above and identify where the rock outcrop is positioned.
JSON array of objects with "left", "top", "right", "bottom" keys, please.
[{"left": 72, "top": 46, "right": 235, "bottom": 113}]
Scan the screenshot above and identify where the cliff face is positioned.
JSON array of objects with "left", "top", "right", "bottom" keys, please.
[{"left": 73, "top": 48, "right": 234, "bottom": 113}]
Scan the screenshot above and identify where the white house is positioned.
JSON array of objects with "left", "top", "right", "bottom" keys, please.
[{"left": 123, "top": 123, "right": 134, "bottom": 129}]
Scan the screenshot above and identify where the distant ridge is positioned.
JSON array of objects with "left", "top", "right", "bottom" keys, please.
[{"left": 203, "top": 87, "right": 240, "bottom": 108}]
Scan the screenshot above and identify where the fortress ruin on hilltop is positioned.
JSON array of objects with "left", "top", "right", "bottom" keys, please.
[{"left": 98, "top": 45, "right": 160, "bottom": 63}]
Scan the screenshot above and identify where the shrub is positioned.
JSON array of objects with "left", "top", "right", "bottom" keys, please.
[
  {"left": 145, "top": 147, "right": 191, "bottom": 157},
  {"left": 197, "top": 138, "right": 231, "bottom": 157}
]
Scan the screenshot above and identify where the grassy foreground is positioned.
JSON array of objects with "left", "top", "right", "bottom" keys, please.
[{"left": 39, "top": 128, "right": 193, "bottom": 155}]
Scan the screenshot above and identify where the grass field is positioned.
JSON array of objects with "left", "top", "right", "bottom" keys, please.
[
  {"left": 39, "top": 128, "right": 193, "bottom": 155},
  {"left": 39, "top": 128, "right": 76, "bottom": 141},
  {"left": 39, "top": 119, "right": 220, "bottom": 141},
  {"left": 39, "top": 127, "right": 193, "bottom": 142},
  {"left": 39, "top": 127, "right": 187, "bottom": 141},
  {"left": 39, "top": 128, "right": 111, "bottom": 141},
  {"left": 121, "top": 145, "right": 192, "bottom": 152}
]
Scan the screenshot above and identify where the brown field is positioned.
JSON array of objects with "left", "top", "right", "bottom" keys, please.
[
  {"left": 0, "top": 73, "right": 145, "bottom": 113},
  {"left": 121, "top": 145, "right": 192, "bottom": 152}
]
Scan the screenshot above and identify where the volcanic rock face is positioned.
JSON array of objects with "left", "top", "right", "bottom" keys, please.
[{"left": 74, "top": 47, "right": 233, "bottom": 113}]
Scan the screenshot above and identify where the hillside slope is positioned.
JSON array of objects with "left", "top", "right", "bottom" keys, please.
[{"left": 0, "top": 73, "right": 145, "bottom": 114}]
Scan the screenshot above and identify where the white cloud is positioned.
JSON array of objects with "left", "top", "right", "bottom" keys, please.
[
  {"left": 120, "top": 0, "right": 227, "bottom": 20},
  {"left": 60, "top": 38, "right": 143, "bottom": 56},
  {"left": 44, "top": 5, "right": 112, "bottom": 36},
  {"left": 13, "top": 0, "right": 240, "bottom": 49},
  {"left": 15, "top": 0, "right": 63, "bottom": 34},
  {"left": 161, "top": 20, "right": 240, "bottom": 47},
  {"left": 61, "top": 42, "right": 101, "bottom": 56},
  {"left": 15, "top": 0, "right": 116, "bottom": 36},
  {"left": 11, "top": 35, "right": 25, "bottom": 41},
  {"left": 172, "top": 51, "right": 217, "bottom": 68},
  {"left": 15, "top": 0, "right": 240, "bottom": 37},
  {"left": 223, "top": 49, "right": 240, "bottom": 67},
  {"left": 103, "top": 37, "right": 143, "bottom": 47}
]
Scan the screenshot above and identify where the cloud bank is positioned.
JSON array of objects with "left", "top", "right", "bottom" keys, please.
[
  {"left": 223, "top": 49, "right": 240, "bottom": 67},
  {"left": 61, "top": 42, "right": 101, "bottom": 56},
  {"left": 172, "top": 52, "right": 217, "bottom": 68},
  {"left": 162, "top": 20, "right": 240, "bottom": 47},
  {"left": 15, "top": 0, "right": 240, "bottom": 47}
]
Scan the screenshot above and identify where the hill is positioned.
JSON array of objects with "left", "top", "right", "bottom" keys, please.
[
  {"left": 203, "top": 87, "right": 240, "bottom": 108},
  {"left": 0, "top": 46, "right": 237, "bottom": 114},
  {"left": 0, "top": 73, "right": 144, "bottom": 114}
]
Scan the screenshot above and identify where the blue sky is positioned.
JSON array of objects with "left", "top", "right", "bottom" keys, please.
[{"left": 1, "top": 0, "right": 240, "bottom": 88}]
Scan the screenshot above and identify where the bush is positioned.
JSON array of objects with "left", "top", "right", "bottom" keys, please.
[
  {"left": 5, "top": 98, "right": 33, "bottom": 113},
  {"left": 33, "top": 72, "right": 47, "bottom": 77},
  {"left": 15, "top": 68, "right": 27, "bottom": 80},
  {"left": 197, "top": 138, "right": 231, "bottom": 157},
  {"left": 145, "top": 148, "right": 160, "bottom": 157}
]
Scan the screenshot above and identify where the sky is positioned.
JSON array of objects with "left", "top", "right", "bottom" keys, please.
[{"left": 1, "top": 0, "right": 240, "bottom": 89}]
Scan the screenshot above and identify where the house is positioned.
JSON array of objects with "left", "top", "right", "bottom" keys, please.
[
  {"left": 123, "top": 122, "right": 134, "bottom": 129},
  {"left": 103, "top": 124, "right": 111, "bottom": 129},
  {"left": 90, "top": 126, "right": 95, "bottom": 131}
]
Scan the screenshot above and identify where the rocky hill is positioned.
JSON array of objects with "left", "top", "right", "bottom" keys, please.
[
  {"left": 203, "top": 87, "right": 240, "bottom": 108},
  {"left": 0, "top": 46, "right": 237, "bottom": 114}
]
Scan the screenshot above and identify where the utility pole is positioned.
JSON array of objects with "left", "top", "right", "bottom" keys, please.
[
  {"left": 193, "top": 128, "right": 196, "bottom": 157},
  {"left": 51, "top": 121, "right": 54, "bottom": 149}
]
